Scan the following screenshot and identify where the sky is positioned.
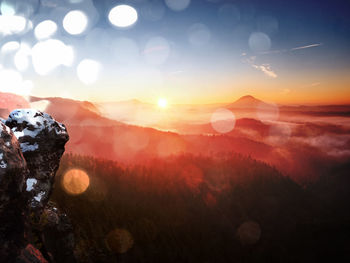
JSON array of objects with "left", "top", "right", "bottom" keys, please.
[{"left": 0, "top": 0, "right": 350, "bottom": 105}]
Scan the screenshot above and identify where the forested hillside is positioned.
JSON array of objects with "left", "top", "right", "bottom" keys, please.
[{"left": 51, "top": 153, "right": 350, "bottom": 262}]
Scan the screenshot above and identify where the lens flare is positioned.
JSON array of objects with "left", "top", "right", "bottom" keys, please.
[
  {"left": 105, "top": 228, "right": 134, "bottom": 254},
  {"left": 34, "top": 20, "right": 57, "bottom": 40},
  {"left": 0, "top": 69, "right": 22, "bottom": 89},
  {"left": 14, "top": 50, "right": 29, "bottom": 71},
  {"left": 0, "top": 69, "right": 32, "bottom": 96},
  {"left": 76, "top": 59, "right": 101, "bottom": 85},
  {"left": 108, "top": 5, "right": 138, "bottom": 28},
  {"left": 188, "top": 23, "right": 211, "bottom": 47},
  {"left": 237, "top": 221, "right": 261, "bottom": 245},
  {"left": 62, "top": 169, "right": 90, "bottom": 195},
  {"left": 31, "top": 39, "right": 74, "bottom": 75},
  {"left": 0, "top": 15, "right": 27, "bottom": 35},
  {"left": 1, "top": 41, "right": 20, "bottom": 53},
  {"left": 144, "top": 36, "right": 170, "bottom": 65},
  {"left": 14, "top": 43, "right": 31, "bottom": 71},
  {"left": 165, "top": 0, "right": 190, "bottom": 11},
  {"left": 211, "top": 108, "right": 236, "bottom": 134},
  {"left": 63, "top": 10, "right": 88, "bottom": 35},
  {"left": 249, "top": 32, "right": 271, "bottom": 52}
]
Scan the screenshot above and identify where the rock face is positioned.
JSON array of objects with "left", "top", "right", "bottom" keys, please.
[
  {"left": 0, "top": 122, "right": 28, "bottom": 261},
  {"left": 5, "top": 109, "right": 69, "bottom": 209},
  {"left": 0, "top": 109, "right": 72, "bottom": 262},
  {"left": 39, "top": 202, "right": 76, "bottom": 263}
]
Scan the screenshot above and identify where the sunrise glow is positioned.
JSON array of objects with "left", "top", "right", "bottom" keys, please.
[
  {"left": 0, "top": 1, "right": 349, "bottom": 262},
  {"left": 157, "top": 98, "right": 168, "bottom": 109}
]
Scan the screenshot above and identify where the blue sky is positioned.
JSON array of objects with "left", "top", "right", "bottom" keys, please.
[{"left": 0, "top": 0, "right": 349, "bottom": 104}]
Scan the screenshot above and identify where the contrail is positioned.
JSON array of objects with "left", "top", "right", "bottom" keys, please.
[
  {"left": 255, "top": 43, "right": 323, "bottom": 55},
  {"left": 291, "top": 43, "right": 322, "bottom": 51}
]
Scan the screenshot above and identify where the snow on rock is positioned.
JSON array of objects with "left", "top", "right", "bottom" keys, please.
[
  {"left": 34, "top": 191, "right": 45, "bottom": 202},
  {"left": 0, "top": 109, "right": 72, "bottom": 262},
  {"left": 6, "top": 109, "right": 68, "bottom": 153},
  {"left": 26, "top": 178, "right": 37, "bottom": 191},
  {"left": 20, "top": 142, "right": 39, "bottom": 153},
  {"left": 5, "top": 109, "right": 69, "bottom": 209},
  {"left": 0, "top": 153, "right": 6, "bottom": 168}
]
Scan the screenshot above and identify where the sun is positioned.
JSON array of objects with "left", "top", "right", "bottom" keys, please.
[{"left": 157, "top": 98, "right": 168, "bottom": 108}]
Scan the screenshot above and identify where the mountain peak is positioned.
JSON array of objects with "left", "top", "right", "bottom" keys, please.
[
  {"left": 229, "top": 95, "right": 264, "bottom": 108},
  {"left": 236, "top": 95, "right": 260, "bottom": 102}
]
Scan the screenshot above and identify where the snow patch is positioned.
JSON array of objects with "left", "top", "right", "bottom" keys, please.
[
  {"left": 34, "top": 191, "right": 45, "bottom": 202},
  {"left": 14, "top": 130, "right": 25, "bottom": 138},
  {"left": 0, "top": 153, "right": 6, "bottom": 168},
  {"left": 20, "top": 128, "right": 40, "bottom": 138},
  {"left": 0, "top": 161, "right": 6, "bottom": 168},
  {"left": 26, "top": 178, "right": 37, "bottom": 191},
  {"left": 20, "top": 142, "right": 39, "bottom": 152}
]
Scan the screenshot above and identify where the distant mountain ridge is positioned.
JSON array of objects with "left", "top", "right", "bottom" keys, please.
[
  {"left": 29, "top": 96, "right": 124, "bottom": 127},
  {"left": 227, "top": 95, "right": 270, "bottom": 110},
  {"left": 1, "top": 92, "right": 349, "bottom": 180}
]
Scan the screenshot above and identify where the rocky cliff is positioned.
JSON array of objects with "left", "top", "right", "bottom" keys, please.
[{"left": 0, "top": 109, "right": 73, "bottom": 262}]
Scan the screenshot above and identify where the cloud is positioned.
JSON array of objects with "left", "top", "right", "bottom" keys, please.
[
  {"left": 243, "top": 56, "right": 277, "bottom": 78},
  {"left": 252, "top": 64, "right": 277, "bottom": 78}
]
